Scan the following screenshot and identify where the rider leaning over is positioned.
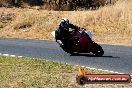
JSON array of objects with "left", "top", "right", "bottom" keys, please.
[
  {"left": 55, "top": 17, "right": 90, "bottom": 52},
  {"left": 55, "top": 18, "right": 80, "bottom": 49}
]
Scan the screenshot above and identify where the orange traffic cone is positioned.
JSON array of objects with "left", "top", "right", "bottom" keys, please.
[{"left": 78, "top": 66, "right": 86, "bottom": 75}]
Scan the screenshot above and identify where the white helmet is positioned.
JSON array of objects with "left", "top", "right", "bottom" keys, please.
[{"left": 60, "top": 17, "right": 69, "bottom": 27}]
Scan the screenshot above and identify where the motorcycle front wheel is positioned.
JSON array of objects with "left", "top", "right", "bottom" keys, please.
[{"left": 92, "top": 43, "right": 104, "bottom": 56}]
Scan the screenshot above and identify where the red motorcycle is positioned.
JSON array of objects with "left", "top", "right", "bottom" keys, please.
[{"left": 51, "top": 28, "right": 104, "bottom": 56}]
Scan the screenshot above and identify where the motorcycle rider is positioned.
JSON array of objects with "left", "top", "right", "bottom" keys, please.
[{"left": 55, "top": 17, "right": 80, "bottom": 52}]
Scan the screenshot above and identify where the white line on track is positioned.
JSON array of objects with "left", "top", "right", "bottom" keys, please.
[
  {"left": 10, "top": 55, "right": 16, "bottom": 57},
  {"left": 0, "top": 52, "right": 131, "bottom": 76},
  {"left": 0, "top": 53, "right": 23, "bottom": 58},
  {"left": 3, "top": 54, "right": 9, "bottom": 56}
]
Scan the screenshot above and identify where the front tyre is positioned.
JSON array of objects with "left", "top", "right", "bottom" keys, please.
[{"left": 92, "top": 43, "right": 104, "bottom": 56}]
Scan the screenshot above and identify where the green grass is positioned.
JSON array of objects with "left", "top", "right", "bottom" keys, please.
[
  {"left": 0, "top": 56, "right": 82, "bottom": 88},
  {"left": 0, "top": 56, "right": 132, "bottom": 88}
]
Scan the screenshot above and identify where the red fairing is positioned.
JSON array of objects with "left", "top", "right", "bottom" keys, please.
[
  {"left": 58, "top": 28, "right": 104, "bottom": 56},
  {"left": 68, "top": 28, "right": 104, "bottom": 56},
  {"left": 70, "top": 30, "right": 92, "bottom": 52}
]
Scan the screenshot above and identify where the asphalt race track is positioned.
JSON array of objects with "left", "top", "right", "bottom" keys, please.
[{"left": 0, "top": 38, "right": 132, "bottom": 75}]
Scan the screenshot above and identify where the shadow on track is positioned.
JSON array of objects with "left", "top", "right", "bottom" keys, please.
[{"left": 70, "top": 53, "right": 120, "bottom": 58}]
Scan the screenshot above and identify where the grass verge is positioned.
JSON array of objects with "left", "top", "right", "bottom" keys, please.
[
  {"left": 0, "top": 56, "right": 76, "bottom": 88},
  {"left": 0, "top": 56, "right": 132, "bottom": 88},
  {"left": 0, "top": 0, "right": 132, "bottom": 45}
]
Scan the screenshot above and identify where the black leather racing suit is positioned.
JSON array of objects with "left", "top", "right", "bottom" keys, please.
[{"left": 55, "top": 23, "right": 80, "bottom": 52}]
